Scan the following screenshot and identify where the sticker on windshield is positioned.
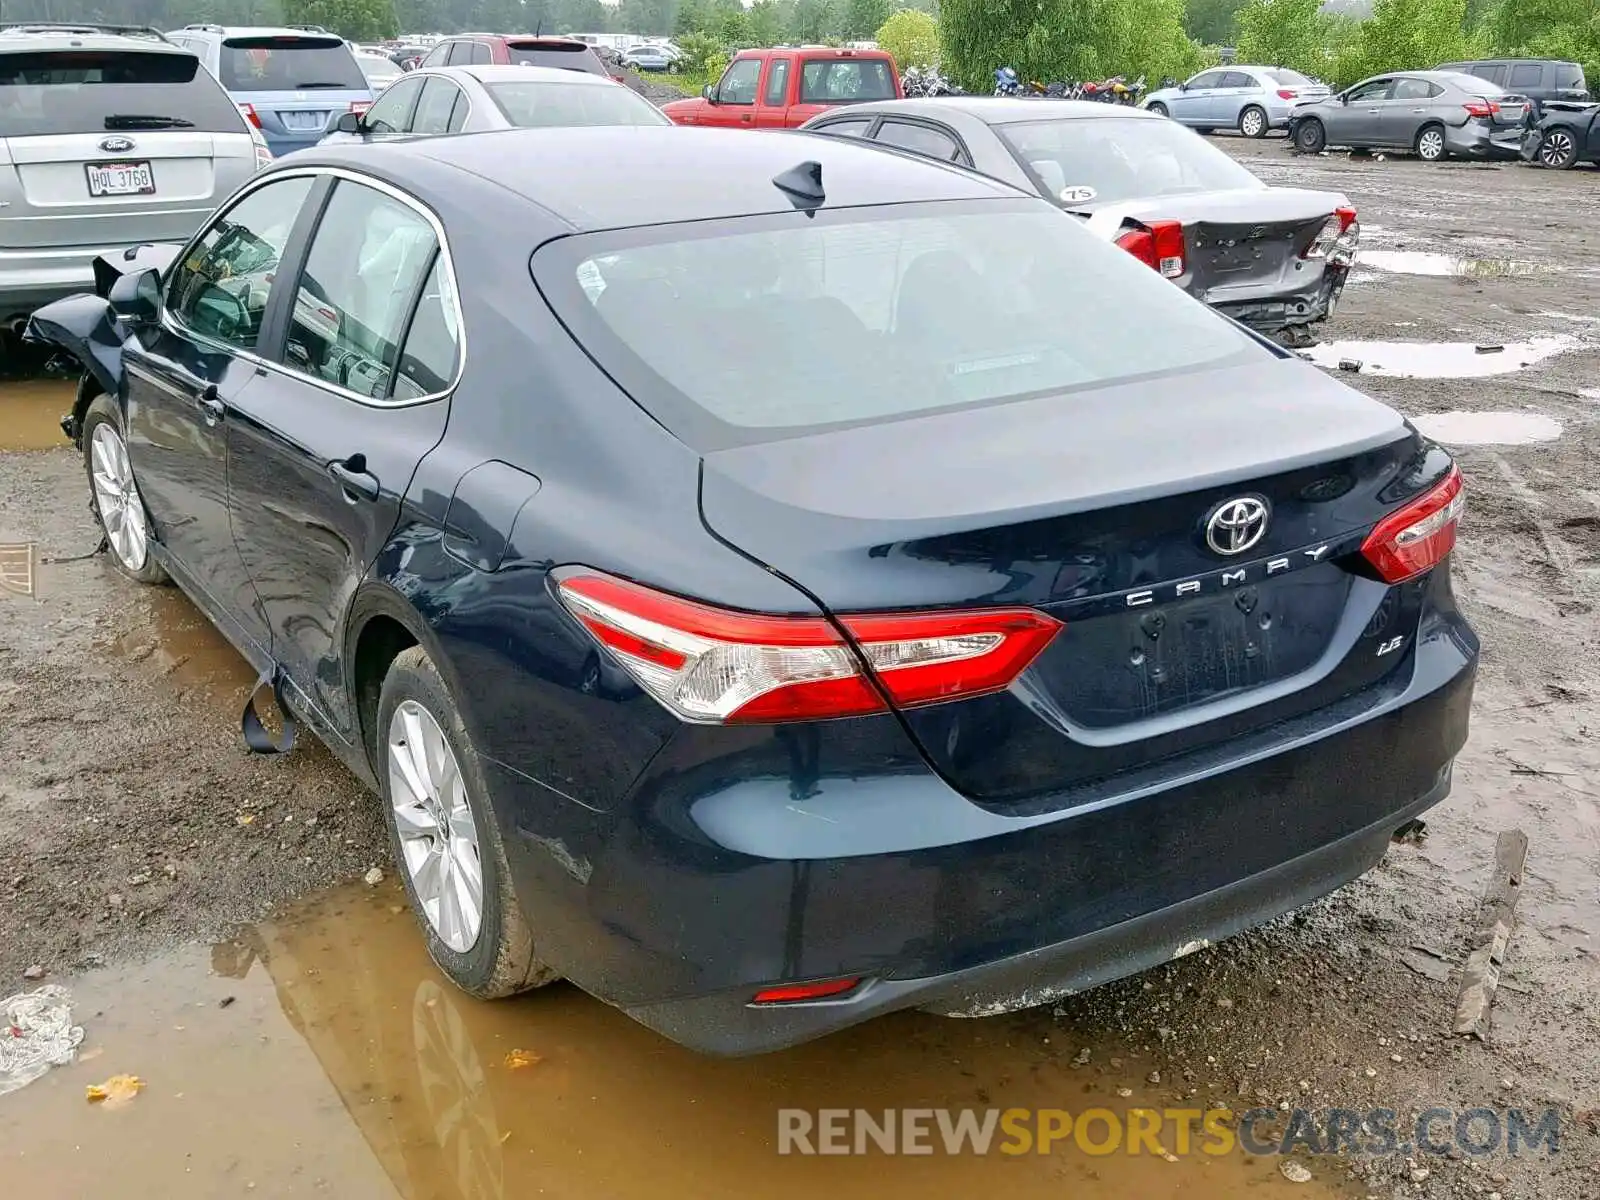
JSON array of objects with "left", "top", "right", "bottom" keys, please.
[{"left": 1059, "top": 185, "right": 1098, "bottom": 204}]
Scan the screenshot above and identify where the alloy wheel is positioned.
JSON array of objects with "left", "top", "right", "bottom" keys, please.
[
  {"left": 89, "top": 423, "right": 149, "bottom": 571},
  {"left": 1418, "top": 128, "right": 1445, "bottom": 160},
  {"left": 388, "top": 699, "right": 484, "bottom": 953},
  {"left": 1540, "top": 130, "right": 1575, "bottom": 168},
  {"left": 1241, "top": 107, "right": 1266, "bottom": 137}
]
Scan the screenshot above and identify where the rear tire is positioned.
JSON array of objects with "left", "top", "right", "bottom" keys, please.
[
  {"left": 1147, "top": 102, "right": 1168, "bottom": 118},
  {"left": 1295, "top": 118, "right": 1326, "bottom": 153},
  {"left": 81, "top": 394, "right": 167, "bottom": 585},
  {"left": 1415, "top": 123, "right": 1447, "bottom": 162},
  {"left": 378, "top": 645, "right": 560, "bottom": 999},
  {"left": 1239, "top": 105, "right": 1268, "bottom": 138},
  {"left": 1538, "top": 128, "right": 1578, "bottom": 169}
]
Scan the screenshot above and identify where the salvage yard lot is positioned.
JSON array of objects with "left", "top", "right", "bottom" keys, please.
[{"left": 1, "top": 139, "right": 1597, "bottom": 1198}]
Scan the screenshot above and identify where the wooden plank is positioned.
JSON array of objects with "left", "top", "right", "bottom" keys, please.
[{"left": 1452, "top": 829, "right": 1529, "bottom": 1039}]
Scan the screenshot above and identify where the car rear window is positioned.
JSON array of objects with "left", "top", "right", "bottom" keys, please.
[
  {"left": 799, "top": 58, "right": 895, "bottom": 103},
  {"left": 485, "top": 80, "right": 668, "bottom": 127},
  {"left": 1267, "top": 69, "right": 1312, "bottom": 85},
  {"left": 0, "top": 49, "right": 247, "bottom": 136},
  {"left": 996, "top": 116, "right": 1262, "bottom": 208},
  {"left": 1556, "top": 62, "right": 1586, "bottom": 90},
  {"left": 533, "top": 201, "right": 1261, "bottom": 450},
  {"left": 220, "top": 36, "right": 366, "bottom": 91},
  {"left": 507, "top": 41, "right": 606, "bottom": 75},
  {"left": 1441, "top": 72, "right": 1505, "bottom": 95}
]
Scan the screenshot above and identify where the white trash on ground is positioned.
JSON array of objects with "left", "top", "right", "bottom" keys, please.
[{"left": 0, "top": 984, "right": 85, "bottom": 1097}]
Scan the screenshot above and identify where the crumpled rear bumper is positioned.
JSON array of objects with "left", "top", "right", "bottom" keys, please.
[{"left": 1206, "top": 263, "right": 1348, "bottom": 335}]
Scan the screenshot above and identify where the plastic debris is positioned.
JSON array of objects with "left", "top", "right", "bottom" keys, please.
[
  {"left": 505, "top": 1048, "right": 541, "bottom": 1069},
  {"left": 86, "top": 1073, "right": 145, "bottom": 1107},
  {"left": 0, "top": 985, "right": 85, "bottom": 1097},
  {"left": 1280, "top": 1160, "right": 1313, "bottom": 1183},
  {"left": 363, "top": 867, "right": 384, "bottom": 886}
]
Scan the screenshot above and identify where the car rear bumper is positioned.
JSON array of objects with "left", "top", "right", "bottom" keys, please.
[
  {"left": 495, "top": 598, "right": 1476, "bottom": 1055},
  {"left": 0, "top": 243, "right": 135, "bottom": 319},
  {"left": 1447, "top": 122, "right": 1525, "bottom": 159},
  {"left": 1205, "top": 263, "right": 1347, "bottom": 334}
]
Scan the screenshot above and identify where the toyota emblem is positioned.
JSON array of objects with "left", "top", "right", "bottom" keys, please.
[
  {"left": 99, "top": 135, "right": 135, "bottom": 153},
  {"left": 1204, "top": 496, "right": 1270, "bottom": 556}
]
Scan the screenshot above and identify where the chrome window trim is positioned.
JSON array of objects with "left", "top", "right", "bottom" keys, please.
[
  {"left": 408, "top": 71, "right": 474, "bottom": 134},
  {"left": 162, "top": 163, "right": 467, "bottom": 409}
]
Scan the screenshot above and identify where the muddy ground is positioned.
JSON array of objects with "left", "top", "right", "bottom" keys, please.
[{"left": 1, "top": 140, "right": 1598, "bottom": 1199}]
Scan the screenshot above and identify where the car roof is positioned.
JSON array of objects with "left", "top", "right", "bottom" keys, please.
[
  {"left": 295, "top": 125, "right": 1022, "bottom": 232},
  {"left": 823, "top": 97, "right": 1166, "bottom": 126},
  {"left": 190, "top": 26, "right": 347, "bottom": 40},
  {"left": 0, "top": 27, "right": 183, "bottom": 51},
  {"left": 428, "top": 63, "right": 621, "bottom": 86}
]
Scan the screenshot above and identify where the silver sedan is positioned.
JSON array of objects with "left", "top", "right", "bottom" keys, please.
[
  {"left": 1288, "top": 71, "right": 1527, "bottom": 161},
  {"left": 1144, "top": 65, "right": 1330, "bottom": 137},
  {"left": 318, "top": 63, "right": 669, "bottom": 144}
]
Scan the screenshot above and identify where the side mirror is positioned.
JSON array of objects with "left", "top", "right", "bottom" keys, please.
[
  {"left": 702, "top": 83, "right": 718, "bottom": 103},
  {"left": 1178, "top": 81, "right": 1188, "bottom": 91},
  {"left": 1340, "top": 93, "right": 1351, "bottom": 105},
  {"left": 335, "top": 110, "right": 363, "bottom": 134},
  {"left": 107, "top": 266, "right": 162, "bottom": 326}
]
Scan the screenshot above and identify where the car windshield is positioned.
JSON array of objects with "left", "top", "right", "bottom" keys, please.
[
  {"left": 1267, "top": 69, "right": 1313, "bottom": 85},
  {"left": 0, "top": 48, "right": 246, "bottom": 137},
  {"left": 506, "top": 42, "right": 604, "bottom": 74},
  {"left": 220, "top": 36, "right": 367, "bottom": 91},
  {"left": 995, "top": 116, "right": 1264, "bottom": 208},
  {"left": 798, "top": 58, "right": 895, "bottom": 103},
  {"left": 533, "top": 201, "right": 1262, "bottom": 450},
  {"left": 485, "top": 80, "right": 669, "bottom": 127}
]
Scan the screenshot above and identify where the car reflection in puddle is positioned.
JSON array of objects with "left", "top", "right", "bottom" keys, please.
[
  {"left": 1303, "top": 336, "right": 1576, "bottom": 379},
  {"left": 0, "top": 882, "right": 1348, "bottom": 1199},
  {"left": 1356, "top": 250, "right": 1544, "bottom": 278}
]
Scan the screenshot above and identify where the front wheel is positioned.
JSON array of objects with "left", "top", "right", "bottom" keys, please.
[
  {"left": 1538, "top": 128, "right": 1578, "bottom": 169},
  {"left": 1416, "top": 123, "right": 1447, "bottom": 161},
  {"left": 81, "top": 394, "right": 167, "bottom": 585},
  {"left": 1295, "top": 118, "right": 1327, "bottom": 154},
  {"left": 1239, "top": 105, "right": 1268, "bottom": 138},
  {"left": 378, "top": 645, "right": 560, "bottom": 999},
  {"left": 1147, "top": 102, "right": 1168, "bottom": 118}
]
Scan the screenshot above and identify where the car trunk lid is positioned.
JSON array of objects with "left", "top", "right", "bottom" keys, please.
[
  {"left": 1086, "top": 188, "right": 1346, "bottom": 305},
  {"left": 699, "top": 357, "right": 1420, "bottom": 806}
]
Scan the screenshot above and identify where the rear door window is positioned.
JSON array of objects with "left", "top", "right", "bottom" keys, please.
[
  {"left": 799, "top": 58, "right": 895, "bottom": 102},
  {"left": 411, "top": 77, "right": 461, "bottom": 135},
  {"left": 812, "top": 116, "right": 873, "bottom": 137},
  {"left": 1471, "top": 64, "right": 1508, "bottom": 86},
  {"left": 1392, "top": 78, "right": 1441, "bottom": 100},
  {"left": 0, "top": 48, "right": 248, "bottom": 136},
  {"left": 874, "top": 119, "right": 961, "bottom": 161},
  {"left": 281, "top": 180, "right": 440, "bottom": 399},
  {"left": 1509, "top": 63, "right": 1542, "bottom": 88},
  {"left": 471, "top": 42, "right": 493, "bottom": 66},
  {"left": 219, "top": 36, "right": 366, "bottom": 91}
]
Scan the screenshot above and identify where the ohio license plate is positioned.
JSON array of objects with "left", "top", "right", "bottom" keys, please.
[{"left": 85, "top": 161, "right": 155, "bottom": 197}]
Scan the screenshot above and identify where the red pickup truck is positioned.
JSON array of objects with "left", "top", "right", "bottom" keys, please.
[{"left": 662, "top": 47, "right": 902, "bottom": 129}]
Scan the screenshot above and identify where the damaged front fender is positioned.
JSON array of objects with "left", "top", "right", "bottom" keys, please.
[{"left": 24, "top": 293, "right": 126, "bottom": 403}]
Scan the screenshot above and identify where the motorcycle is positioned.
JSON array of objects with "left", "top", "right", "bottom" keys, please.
[
  {"left": 993, "top": 66, "right": 1024, "bottom": 97},
  {"left": 902, "top": 64, "right": 963, "bottom": 97}
]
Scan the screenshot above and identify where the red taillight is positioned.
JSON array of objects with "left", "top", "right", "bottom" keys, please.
[
  {"left": 1463, "top": 99, "right": 1499, "bottom": 118},
  {"left": 1276, "top": 88, "right": 1298, "bottom": 99},
  {"left": 752, "top": 977, "right": 861, "bottom": 1004},
  {"left": 349, "top": 100, "right": 372, "bottom": 114},
  {"left": 1304, "top": 205, "right": 1360, "bottom": 263},
  {"left": 238, "top": 102, "right": 262, "bottom": 128},
  {"left": 554, "top": 571, "right": 1061, "bottom": 724},
  {"left": 1114, "top": 218, "right": 1185, "bottom": 279},
  {"left": 1360, "top": 466, "right": 1465, "bottom": 583}
]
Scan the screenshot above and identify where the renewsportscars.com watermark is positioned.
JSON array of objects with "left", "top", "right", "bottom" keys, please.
[{"left": 777, "top": 1106, "right": 1563, "bottom": 1158}]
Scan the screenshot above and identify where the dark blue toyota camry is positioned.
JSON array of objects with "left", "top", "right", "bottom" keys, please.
[{"left": 29, "top": 126, "right": 1477, "bottom": 1055}]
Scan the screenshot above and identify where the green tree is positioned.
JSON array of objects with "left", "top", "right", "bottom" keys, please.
[
  {"left": 616, "top": 0, "right": 678, "bottom": 35},
  {"left": 1183, "top": 0, "right": 1245, "bottom": 46},
  {"left": 1232, "top": 0, "right": 1330, "bottom": 73},
  {"left": 675, "top": 27, "right": 727, "bottom": 70},
  {"left": 840, "top": 0, "right": 892, "bottom": 38},
  {"left": 283, "top": 0, "right": 396, "bottom": 38},
  {"left": 746, "top": 0, "right": 787, "bottom": 44},
  {"left": 791, "top": 0, "right": 838, "bottom": 42},
  {"left": 1333, "top": 0, "right": 1478, "bottom": 82},
  {"left": 875, "top": 6, "right": 939, "bottom": 66}
]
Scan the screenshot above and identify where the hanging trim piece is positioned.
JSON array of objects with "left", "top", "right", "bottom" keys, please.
[{"left": 241, "top": 666, "right": 299, "bottom": 755}]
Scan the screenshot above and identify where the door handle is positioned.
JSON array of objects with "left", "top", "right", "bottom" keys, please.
[
  {"left": 1412, "top": 107, "right": 1427, "bottom": 113},
  {"left": 328, "top": 454, "right": 380, "bottom": 502},
  {"left": 197, "top": 383, "right": 224, "bottom": 424}
]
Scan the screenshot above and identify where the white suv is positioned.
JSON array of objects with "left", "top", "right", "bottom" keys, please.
[{"left": 0, "top": 23, "right": 266, "bottom": 324}]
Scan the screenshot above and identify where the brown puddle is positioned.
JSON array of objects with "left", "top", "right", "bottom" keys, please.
[
  {"left": 0, "top": 883, "right": 1351, "bottom": 1199},
  {"left": 106, "top": 587, "right": 259, "bottom": 707},
  {"left": 0, "top": 378, "right": 75, "bottom": 452}
]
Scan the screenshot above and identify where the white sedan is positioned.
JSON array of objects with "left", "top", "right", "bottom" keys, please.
[{"left": 319, "top": 64, "right": 670, "bottom": 145}]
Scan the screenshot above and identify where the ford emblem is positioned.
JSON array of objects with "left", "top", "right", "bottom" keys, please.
[{"left": 99, "top": 135, "right": 136, "bottom": 153}]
